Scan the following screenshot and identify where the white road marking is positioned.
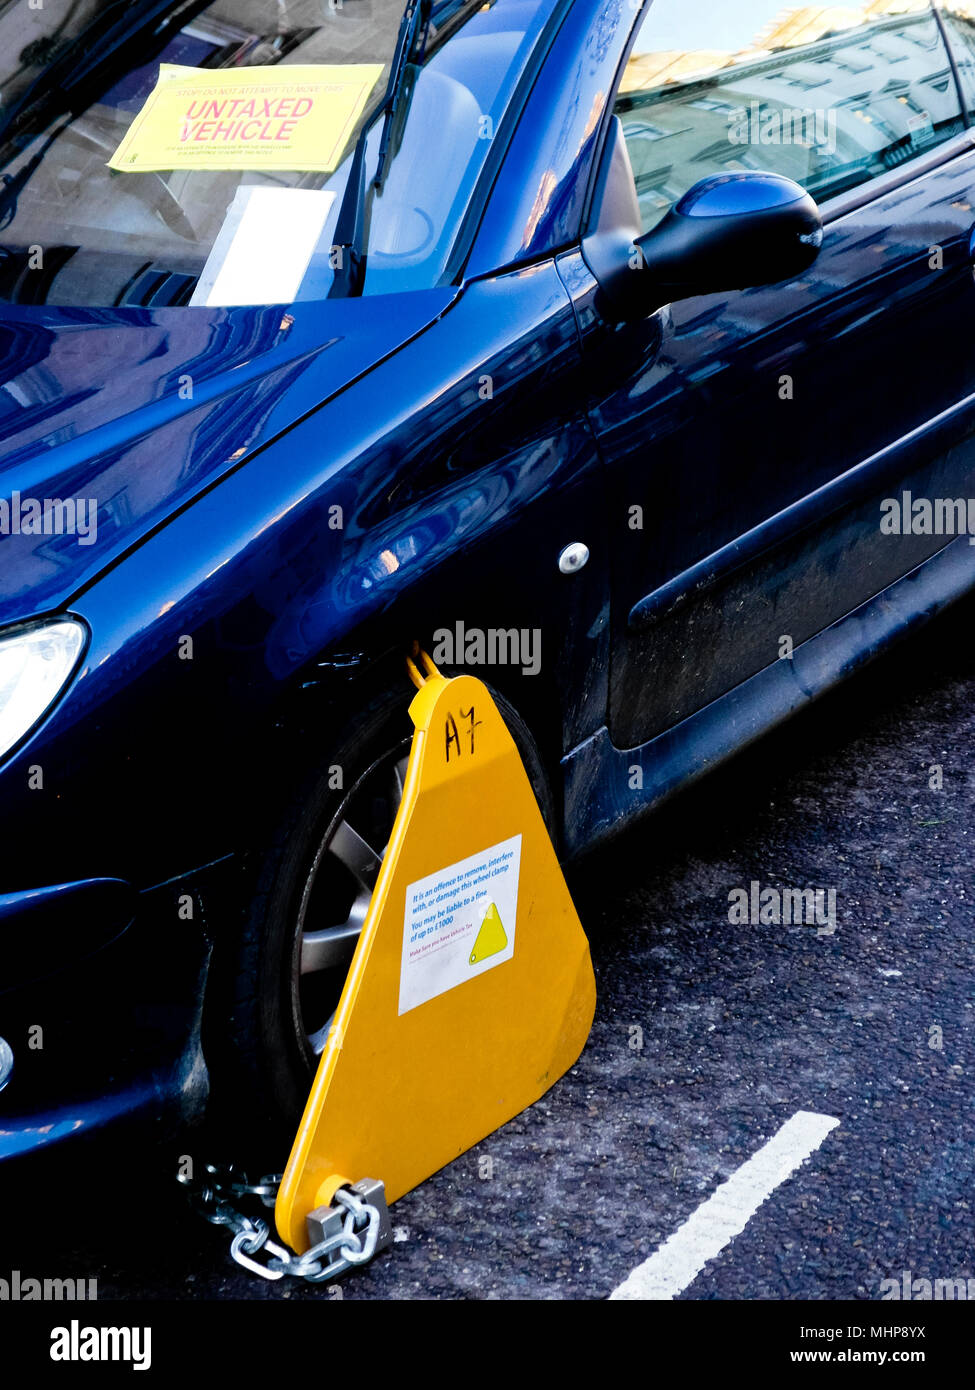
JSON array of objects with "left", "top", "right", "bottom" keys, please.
[{"left": 610, "top": 1110, "right": 840, "bottom": 1301}]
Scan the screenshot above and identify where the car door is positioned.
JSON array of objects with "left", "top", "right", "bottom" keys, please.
[{"left": 556, "top": 0, "right": 975, "bottom": 750}]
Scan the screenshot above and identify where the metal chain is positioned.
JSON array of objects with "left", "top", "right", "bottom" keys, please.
[{"left": 179, "top": 1163, "right": 383, "bottom": 1283}]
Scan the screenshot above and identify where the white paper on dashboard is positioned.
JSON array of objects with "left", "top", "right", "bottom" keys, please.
[{"left": 190, "top": 185, "right": 336, "bottom": 307}]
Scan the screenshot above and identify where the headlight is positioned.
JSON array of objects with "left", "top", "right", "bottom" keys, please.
[{"left": 0, "top": 619, "right": 86, "bottom": 760}]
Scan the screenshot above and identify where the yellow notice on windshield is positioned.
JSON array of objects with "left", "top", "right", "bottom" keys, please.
[{"left": 108, "top": 63, "right": 383, "bottom": 173}]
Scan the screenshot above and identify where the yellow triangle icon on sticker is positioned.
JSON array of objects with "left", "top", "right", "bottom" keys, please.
[{"left": 470, "top": 903, "right": 507, "bottom": 965}]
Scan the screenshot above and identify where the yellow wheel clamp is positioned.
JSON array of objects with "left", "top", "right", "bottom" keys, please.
[{"left": 274, "top": 647, "right": 596, "bottom": 1269}]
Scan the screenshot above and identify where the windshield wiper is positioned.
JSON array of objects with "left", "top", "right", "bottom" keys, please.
[{"left": 329, "top": 0, "right": 432, "bottom": 298}]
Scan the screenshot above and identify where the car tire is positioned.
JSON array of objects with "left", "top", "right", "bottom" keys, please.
[{"left": 202, "top": 672, "right": 555, "bottom": 1166}]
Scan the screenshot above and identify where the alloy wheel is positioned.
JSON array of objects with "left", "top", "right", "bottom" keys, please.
[{"left": 290, "top": 741, "right": 412, "bottom": 1058}]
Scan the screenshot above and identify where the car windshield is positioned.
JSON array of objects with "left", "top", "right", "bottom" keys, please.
[{"left": 0, "top": 0, "right": 553, "bottom": 307}]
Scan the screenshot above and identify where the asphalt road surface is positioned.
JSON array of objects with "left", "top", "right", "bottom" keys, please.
[{"left": 5, "top": 593, "right": 975, "bottom": 1302}]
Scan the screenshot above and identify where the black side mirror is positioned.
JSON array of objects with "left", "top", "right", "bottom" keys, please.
[
  {"left": 636, "top": 171, "right": 822, "bottom": 304},
  {"left": 582, "top": 118, "right": 823, "bottom": 322}
]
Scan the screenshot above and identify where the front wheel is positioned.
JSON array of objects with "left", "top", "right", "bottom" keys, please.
[{"left": 203, "top": 678, "right": 554, "bottom": 1159}]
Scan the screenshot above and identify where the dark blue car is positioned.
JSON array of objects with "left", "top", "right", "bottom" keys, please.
[{"left": 3, "top": 0, "right": 975, "bottom": 1167}]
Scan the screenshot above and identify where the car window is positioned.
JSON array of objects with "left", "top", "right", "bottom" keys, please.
[
  {"left": 938, "top": 2, "right": 975, "bottom": 119},
  {"left": 0, "top": 0, "right": 552, "bottom": 307},
  {"left": 617, "top": 0, "right": 967, "bottom": 233}
]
